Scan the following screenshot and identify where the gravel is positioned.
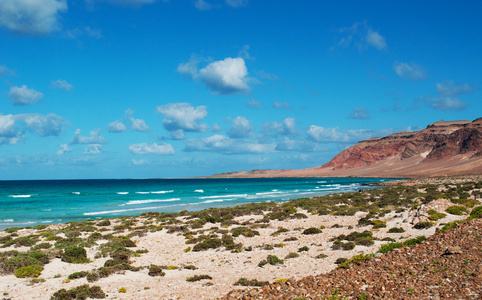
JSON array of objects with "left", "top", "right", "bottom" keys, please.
[{"left": 222, "top": 218, "right": 482, "bottom": 300}]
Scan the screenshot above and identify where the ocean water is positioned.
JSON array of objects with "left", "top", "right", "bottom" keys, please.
[{"left": 0, "top": 177, "right": 394, "bottom": 230}]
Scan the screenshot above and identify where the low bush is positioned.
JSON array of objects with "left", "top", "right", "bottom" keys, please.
[
  {"left": 445, "top": 205, "right": 469, "bottom": 215},
  {"left": 413, "top": 221, "right": 435, "bottom": 229},
  {"left": 230, "top": 226, "right": 259, "bottom": 238},
  {"left": 62, "top": 246, "right": 89, "bottom": 264},
  {"left": 266, "top": 255, "right": 284, "bottom": 265},
  {"left": 285, "top": 252, "right": 299, "bottom": 259},
  {"left": 371, "top": 220, "right": 387, "bottom": 229},
  {"left": 192, "top": 238, "right": 222, "bottom": 252},
  {"left": 338, "top": 253, "right": 373, "bottom": 269},
  {"left": 283, "top": 237, "right": 298, "bottom": 242},
  {"left": 51, "top": 284, "right": 106, "bottom": 300},
  {"left": 14, "top": 265, "right": 43, "bottom": 278},
  {"left": 68, "top": 271, "right": 89, "bottom": 280},
  {"left": 378, "top": 236, "right": 426, "bottom": 254},
  {"left": 234, "top": 278, "right": 269, "bottom": 287},
  {"left": 186, "top": 274, "right": 212, "bottom": 282},
  {"left": 298, "top": 246, "right": 309, "bottom": 252},
  {"left": 387, "top": 227, "right": 405, "bottom": 233},
  {"left": 302, "top": 227, "right": 322, "bottom": 235},
  {"left": 468, "top": 206, "right": 482, "bottom": 220}
]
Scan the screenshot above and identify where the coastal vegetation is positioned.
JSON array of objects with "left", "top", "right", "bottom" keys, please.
[{"left": 0, "top": 178, "right": 480, "bottom": 299}]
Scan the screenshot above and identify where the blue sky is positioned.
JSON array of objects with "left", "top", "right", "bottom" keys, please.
[{"left": 0, "top": 0, "right": 481, "bottom": 180}]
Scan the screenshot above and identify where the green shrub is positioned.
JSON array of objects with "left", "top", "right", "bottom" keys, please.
[
  {"left": 68, "top": 271, "right": 89, "bottom": 280},
  {"left": 427, "top": 209, "right": 446, "bottom": 221},
  {"left": 302, "top": 227, "right": 322, "bottom": 235},
  {"left": 468, "top": 206, "right": 482, "bottom": 220},
  {"left": 342, "top": 241, "right": 356, "bottom": 250},
  {"left": 335, "top": 257, "right": 348, "bottom": 264},
  {"left": 97, "top": 220, "right": 111, "bottom": 227},
  {"left": 271, "top": 228, "right": 289, "bottom": 236},
  {"left": 62, "top": 246, "right": 89, "bottom": 264},
  {"left": 186, "top": 274, "right": 212, "bottom": 282},
  {"left": 230, "top": 226, "right": 259, "bottom": 237},
  {"left": 14, "top": 265, "right": 43, "bottom": 278},
  {"left": 285, "top": 252, "right": 299, "bottom": 259},
  {"left": 387, "top": 227, "right": 405, "bottom": 233},
  {"left": 338, "top": 253, "right": 373, "bottom": 269},
  {"left": 371, "top": 220, "right": 387, "bottom": 229},
  {"left": 315, "top": 253, "right": 328, "bottom": 259},
  {"left": 378, "top": 236, "right": 426, "bottom": 253},
  {"left": 234, "top": 278, "right": 269, "bottom": 286},
  {"left": 2, "top": 251, "right": 49, "bottom": 272},
  {"left": 192, "top": 238, "right": 222, "bottom": 252},
  {"left": 32, "top": 242, "right": 52, "bottom": 250},
  {"left": 445, "top": 205, "right": 469, "bottom": 215},
  {"left": 283, "top": 237, "right": 298, "bottom": 242},
  {"left": 413, "top": 221, "right": 435, "bottom": 229},
  {"left": 51, "top": 284, "right": 106, "bottom": 300},
  {"left": 298, "top": 246, "right": 309, "bottom": 252},
  {"left": 266, "top": 255, "right": 284, "bottom": 265}
]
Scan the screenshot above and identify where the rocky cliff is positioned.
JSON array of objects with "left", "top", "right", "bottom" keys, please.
[{"left": 210, "top": 118, "right": 482, "bottom": 178}]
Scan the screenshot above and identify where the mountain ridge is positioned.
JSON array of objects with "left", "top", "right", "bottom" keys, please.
[{"left": 208, "top": 118, "right": 482, "bottom": 178}]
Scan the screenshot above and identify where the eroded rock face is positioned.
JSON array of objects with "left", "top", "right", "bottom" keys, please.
[{"left": 322, "top": 118, "right": 482, "bottom": 170}]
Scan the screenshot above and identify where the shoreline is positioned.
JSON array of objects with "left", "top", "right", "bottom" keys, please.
[{"left": 0, "top": 175, "right": 480, "bottom": 299}]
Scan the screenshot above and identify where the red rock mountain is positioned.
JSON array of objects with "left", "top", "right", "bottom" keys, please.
[{"left": 210, "top": 118, "right": 482, "bottom": 178}]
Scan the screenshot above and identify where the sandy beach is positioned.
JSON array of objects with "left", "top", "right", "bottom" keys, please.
[{"left": 0, "top": 176, "right": 480, "bottom": 300}]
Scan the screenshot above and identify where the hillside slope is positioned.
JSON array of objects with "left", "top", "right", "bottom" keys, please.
[{"left": 210, "top": 118, "right": 482, "bottom": 178}]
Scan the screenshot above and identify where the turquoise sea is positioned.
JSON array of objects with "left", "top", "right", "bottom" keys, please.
[{"left": 0, "top": 178, "right": 395, "bottom": 230}]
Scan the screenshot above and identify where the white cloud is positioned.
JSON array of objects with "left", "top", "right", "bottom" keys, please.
[
  {"left": 56, "top": 144, "right": 72, "bottom": 155},
  {"left": 246, "top": 99, "right": 262, "bottom": 109},
  {"left": 51, "top": 79, "right": 73, "bottom": 91},
  {"left": 132, "top": 159, "right": 149, "bottom": 165},
  {"left": 198, "top": 57, "right": 250, "bottom": 94},
  {"left": 194, "top": 0, "right": 212, "bottom": 10},
  {"left": 332, "top": 21, "right": 387, "bottom": 52},
  {"left": 238, "top": 45, "right": 252, "bottom": 60},
  {"left": 393, "top": 61, "right": 426, "bottom": 80},
  {"left": 0, "top": 0, "right": 67, "bottom": 35},
  {"left": 349, "top": 107, "right": 370, "bottom": 119},
  {"left": 0, "top": 65, "right": 16, "bottom": 77},
  {"left": 21, "top": 113, "right": 66, "bottom": 136},
  {"left": 125, "top": 109, "right": 149, "bottom": 132},
  {"left": 105, "top": 0, "right": 157, "bottom": 4},
  {"left": 273, "top": 101, "right": 291, "bottom": 109},
  {"left": 184, "top": 135, "right": 275, "bottom": 155},
  {"left": 0, "top": 113, "right": 67, "bottom": 144},
  {"left": 9, "top": 85, "right": 43, "bottom": 106},
  {"left": 262, "top": 117, "right": 298, "bottom": 137},
  {"left": 227, "top": 116, "right": 254, "bottom": 138},
  {"left": 275, "top": 137, "right": 320, "bottom": 152},
  {"left": 107, "top": 121, "right": 128, "bottom": 133},
  {"left": 422, "top": 80, "right": 472, "bottom": 111},
  {"left": 71, "top": 129, "right": 106, "bottom": 144},
  {"left": 177, "top": 56, "right": 200, "bottom": 79},
  {"left": 84, "top": 26, "right": 102, "bottom": 39},
  {"left": 366, "top": 29, "right": 387, "bottom": 50},
  {"left": 157, "top": 103, "right": 208, "bottom": 138},
  {"left": 129, "top": 143, "right": 175, "bottom": 155},
  {"left": 212, "top": 123, "right": 222, "bottom": 132},
  {"left": 169, "top": 129, "right": 186, "bottom": 140},
  {"left": 83, "top": 144, "right": 103, "bottom": 154},
  {"left": 225, "top": 0, "right": 248, "bottom": 8}
]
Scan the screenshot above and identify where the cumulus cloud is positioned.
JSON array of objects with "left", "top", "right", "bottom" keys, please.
[
  {"left": 169, "top": 129, "right": 186, "bottom": 140},
  {"left": 0, "top": 65, "right": 16, "bottom": 77},
  {"left": 107, "top": 121, "right": 128, "bottom": 133},
  {"left": 71, "top": 129, "right": 106, "bottom": 144},
  {"left": 56, "top": 144, "right": 72, "bottom": 155},
  {"left": 226, "top": 0, "right": 248, "bottom": 7},
  {"left": 184, "top": 135, "right": 275, "bottom": 155},
  {"left": 227, "top": 116, "right": 254, "bottom": 138},
  {"left": 199, "top": 57, "right": 250, "bottom": 94},
  {"left": 51, "top": 79, "right": 73, "bottom": 91},
  {"left": 349, "top": 107, "right": 370, "bottom": 119},
  {"left": 275, "top": 137, "right": 320, "bottom": 152},
  {"left": 83, "top": 144, "right": 103, "bottom": 154},
  {"left": 107, "top": 109, "right": 149, "bottom": 133},
  {"left": 157, "top": 103, "right": 208, "bottom": 139},
  {"left": 212, "top": 123, "right": 222, "bottom": 132},
  {"left": 0, "top": 113, "right": 67, "bottom": 144},
  {"left": 262, "top": 117, "right": 298, "bottom": 137},
  {"left": 422, "top": 80, "right": 472, "bottom": 111},
  {"left": 393, "top": 61, "right": 426, "bottom": 80},
  {"left": 332, "top": 21, "right": 387, "bottom": 52},
  {"left": 0, "top": 0, "right": 67, "bottom": 35},
  {"left": 178, "top": 56, "right": 251, "bottom": 94},
  {"left": 306, "top": 125, "right": 395, "bottom": 144},
  {"left": 273, "top": 101, "right": 292, "bottom": 109},
  {"left": 366, "top": 29, "right": 387, "bottom": 50},
  {"left": 246, "top": 99, "right": 262, "bottom": 109},
  {"left": 129, "top": 143, "right": 175, "bottom": 155},
  {"left": 195, "top": 0, "right": 212, "bottom": 10},
  {"left": 9, "top": 85, "right": 43, "bottom": 106}
]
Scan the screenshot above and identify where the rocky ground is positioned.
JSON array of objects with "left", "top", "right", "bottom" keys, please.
[{"left": 222, "top": 218, "right": 482, "bottom": 300}]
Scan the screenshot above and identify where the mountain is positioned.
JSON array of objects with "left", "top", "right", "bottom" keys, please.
[{"left": 210, "top": 118, "right": 482, "bottom": 178}]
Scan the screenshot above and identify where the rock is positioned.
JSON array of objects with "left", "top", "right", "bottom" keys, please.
[{"left": 442, "top": 246, "right": 462, "bottom": 255}]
